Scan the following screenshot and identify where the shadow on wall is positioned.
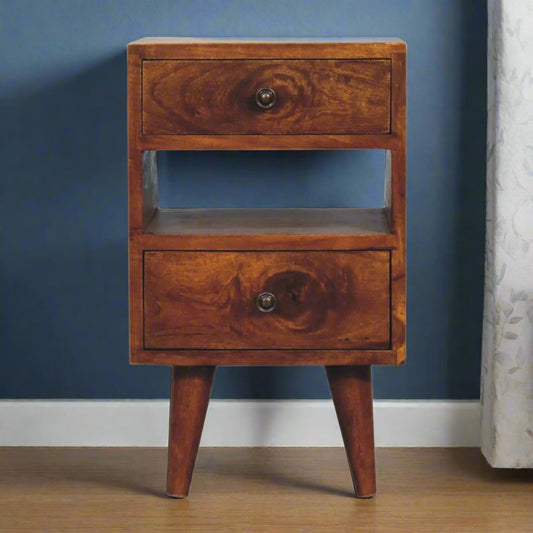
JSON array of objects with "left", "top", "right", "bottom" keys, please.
[
  {"left": 1, "top": 52, "right": 167, "bottom": 397},
  {"left": 447, "top": 2, "right": 487, "bottom": 398}
]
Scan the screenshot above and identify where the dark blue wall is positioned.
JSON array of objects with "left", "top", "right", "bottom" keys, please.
[{"left": 1, "top": 0, "right": 486, "bottom": 399}]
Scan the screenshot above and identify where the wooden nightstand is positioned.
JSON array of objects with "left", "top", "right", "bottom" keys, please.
[{"left": 128, "top": 37, "right": 406, "bottom": 498}]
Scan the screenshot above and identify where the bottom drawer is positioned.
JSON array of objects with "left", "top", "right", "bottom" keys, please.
[{"left": 143, "top": 251, "right": 390, "bottom": 350}]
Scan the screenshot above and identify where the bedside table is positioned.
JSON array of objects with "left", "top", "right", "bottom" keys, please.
[{"left": 127, "top": 37, "right": 406, "bottom": 498}]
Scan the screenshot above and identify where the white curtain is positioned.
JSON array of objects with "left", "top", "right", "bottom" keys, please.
[{"left": 481, "top": 0, "right": 533, "bottom": 467}]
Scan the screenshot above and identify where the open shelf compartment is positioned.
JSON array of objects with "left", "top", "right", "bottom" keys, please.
[{"left": 140, "top": 207, "right": 395, "bottom": 250}]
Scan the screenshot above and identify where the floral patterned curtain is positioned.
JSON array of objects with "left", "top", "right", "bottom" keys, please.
[{"left": 481, "top": 0, "right": 533, "bottom": 467}]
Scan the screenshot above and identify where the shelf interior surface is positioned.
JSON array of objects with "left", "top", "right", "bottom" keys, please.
[{"left": 144, "top": 208, "right": 391, "bottom": 236}]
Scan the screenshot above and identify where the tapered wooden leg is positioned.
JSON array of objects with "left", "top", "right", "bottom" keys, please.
[
  {"left": 167, "top": 365, "right": 215, "bottom": 498},
  {"left": 325, "top": 365, "right": 376, "bottom": 498}
]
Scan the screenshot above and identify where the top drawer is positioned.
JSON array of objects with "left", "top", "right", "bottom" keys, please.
[{"left": 142, "top": 59, "right": 391, "bottom": 135}]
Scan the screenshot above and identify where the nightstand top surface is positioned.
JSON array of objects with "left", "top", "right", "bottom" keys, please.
[
  {"left": 128, "top": 37, "right": 406, "bottom": 59},
  {"left": 129, "top": 37, "right": 405, "bottom": 44}
]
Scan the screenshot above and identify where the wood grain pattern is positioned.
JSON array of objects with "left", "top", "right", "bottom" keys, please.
[
  {"left": 127, "top": 38, "right": 407, "bottom": 502},
  {"left": 390, "top": 149, "right": 407, "bottom": 363},
  {"left": 389, "top": 51, "right": 407, "bottom": 363},
  {"left": 326, "top": 365, "right": 376, "bottom": 498},
  {"left": 146, "top": 208, "right": 391, "bottom": 235},
  {"left": 3, "top": 448, "right": 532, "bottom": 532},
  {"left": 138, "top": 233, "right": 397, "bottom": 253},
  {"left": 142, "top": 60, "right": 390, "bottom": 135},
  {"left": 128, "top": 242, "right": 144, "bottom": 362},
  {"left": 128, "top": 38, "right": 406, "bottom": 365},
  {"left": 141, "top": 151, "right": 158, "bottom": 228},
  {"left": 167, "top": 366, "right": 215, "bottom": 498},
  {"left": 138, "top": 133, "right": 402, "bottom": 151},
  {"left": 144, "top": 251, "right": 390, "bottom": 350},
  {"left": 141, "top": 207, "right": 397, "bottom": 250},
  {"left": 131, "top": 349, "right": 397, "bottom": 366},
  {"left": 127, "top": 46, "right": 145, "bottom": 360},
  {"left": 127, "top": 46, "right": 143, "bottom": 233},
  {"left": 129, "top": 37, "right": 406, "bottom": 60},
  {"left": 133, "top": 37, "right": 406, "bottom": 43}
]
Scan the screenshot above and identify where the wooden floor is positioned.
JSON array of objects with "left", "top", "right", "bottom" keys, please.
[{"left": 1, "top": 448, "right": 532, "bottom": 532}]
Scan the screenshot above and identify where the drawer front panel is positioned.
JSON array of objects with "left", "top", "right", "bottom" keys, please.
[
  {"left": 142, "top": 60, "right": 391, "bottom": 135},
  {"left": 143, "top": 251, "right": 390, "bottom": 350}
]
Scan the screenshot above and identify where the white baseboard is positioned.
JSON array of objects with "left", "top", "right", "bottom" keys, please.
[{"left": 0, "top": 400, "right": 480, "bottom": 447}]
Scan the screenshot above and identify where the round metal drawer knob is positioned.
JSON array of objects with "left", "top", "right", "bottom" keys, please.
[
  {"left": 255, "top": 87, "right": 277, "bottom": 109},
  {"left": 256, "top": 292, "right": 277, "bottom": 313}
]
